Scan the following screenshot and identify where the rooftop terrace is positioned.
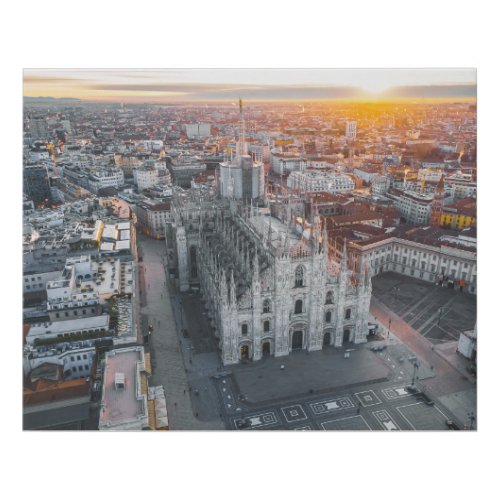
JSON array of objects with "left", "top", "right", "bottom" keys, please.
[{"left": 99, "top": 346, "right": 148, "bottom": 430}]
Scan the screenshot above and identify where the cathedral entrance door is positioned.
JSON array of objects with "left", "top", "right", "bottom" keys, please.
[
  {"left": 292, "top": 330, "right": 303, "bottom": 350},
  {"left": 323, "top": 331, "right": 331, "bottom": 346},
  {"left": 241, "top": 345, "right": 249, "bottom": 361},
  {"left": 343, "top": 329, "right": 351, "bottom": 344},
  {"left": 262, "top": 342, "right": 270, "bottom": 357}
]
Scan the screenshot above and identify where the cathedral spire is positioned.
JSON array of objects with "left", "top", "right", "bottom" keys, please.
[
  {"left": 220, "top": 268, "right": 228, "bottom": 304},
  {"left": 267, "top": 218, "right": 272, "bottom": 248},
  {"left": 229, "top": 269, "right": 237, "bottom": 305},
  {"left": 253, "top": 251, "right": 260, "bottom": 284},
  {"left": 340, "top": 238, "right": 348, "bottom": 271},
  {"left": 312, "top": 202, "right": 321, "bottom": 253},
  {"left": 235, "top": 98, "right": 248, "bottom": 159},
  {"left": 322, "top": 220, "right": 328, "bottom": 255}
]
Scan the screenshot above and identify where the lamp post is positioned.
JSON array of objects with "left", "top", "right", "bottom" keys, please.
[
  {"left": 411, "top": 361, "right": 420, "bottom": 387},
  {"left": 467, "top": 411, "right": 475, "bottom": 430},
  {"left": 179, "top": 297, "right": 183, "bottom": 331}
]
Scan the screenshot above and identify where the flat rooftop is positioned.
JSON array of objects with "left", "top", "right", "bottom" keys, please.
[
  {"left": 91, "top": 258, "right": 133, "bottom": 296},
  {"left": 99, "top": 346, "right": 148, "bottom": 430},
  {"left": 27, "top": 314, "right": 109, "bottom": 339}
]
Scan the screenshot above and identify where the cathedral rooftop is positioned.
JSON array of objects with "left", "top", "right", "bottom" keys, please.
[{"left": 249, "top": 214, "right": 300, "bottom": 251}]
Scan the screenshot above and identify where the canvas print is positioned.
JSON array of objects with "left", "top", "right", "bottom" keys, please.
[{"left": 23, "top": 69, "right": 476, "bottom": 431}]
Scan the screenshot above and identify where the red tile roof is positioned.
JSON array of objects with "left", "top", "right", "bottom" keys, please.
[{"left": 24, "top": 377, "right": 90, "bottom": 406}]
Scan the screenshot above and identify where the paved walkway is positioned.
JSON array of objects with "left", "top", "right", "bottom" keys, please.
[
  {"left": 138, "top": 235, "right": 223, "bottom": 430},
  {"left": 371, "top": 272, "right": 476, "bottom": 344},
  {"left": 232, "top": 347, "right": 390, "bottom": 405},
  {"left": 370, "top": 296, "right": 475, "bottom": 398}
]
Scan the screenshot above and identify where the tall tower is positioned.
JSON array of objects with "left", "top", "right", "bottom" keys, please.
[
  {"left": 346, "top": 121, "right": 357, "bottom": 169},
  {"left": 218, "top": 99, "right": 264, "bottom": 201},
  {"left": 346, "top": 121, "right": 357, "bottom": 140},
  {"left": 430, "top": 174, "right": 445, "bottom": 227},
  {"left": 236, "top": 98, "right": 248, "bottom": 158}
]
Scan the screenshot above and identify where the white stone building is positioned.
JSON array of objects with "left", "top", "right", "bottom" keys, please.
[
  {"left": 184, "top": 123, "right": 212, "bottom": 138},
  {"left": 270, "top": 153, "right": 307, "bottom": 175},
  {"left": 386, "top": 190, "right": 434, "bottom": 225},
  {"left": 371, "top": 175, "right": 391, "bottom": 196},
  {"left": 446, "top": 173, "right": 477, "bottom": 199},
  {"left": 88, "top": 168, "right": 125, "bottom": 193},
  {"left": 133, "top": 165, "right": 159, "bottom": 191},
  {"left": 287, "top": 170, "right": 355, "bottom": 194},
  {"left": 167, "top": 193, "right": 372, "bottom": 366},
  {"left": 346, "top": 226, "right": 477, "bottom": 294},
  {"left": 23, "top": 346, "right": 95, "bottom": 380},
  {"left": 135, "top": 201, "right": 171, "bottom": 238},
  {"left": 345, "top": 121, "right": 357, "bottom": 139}
]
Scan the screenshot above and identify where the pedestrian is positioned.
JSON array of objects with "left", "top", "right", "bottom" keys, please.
[
  {"left": 195, "top": 412, "right": 199, "bottom": 417},
  {"left": 174, "top": 402, "right": 177, "bottom": 407},
  {"left": 183, "top": 389, "right": 186, "bottom": 395}
]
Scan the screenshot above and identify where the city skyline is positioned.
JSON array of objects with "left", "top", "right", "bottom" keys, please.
[{"left": 24, "top": 69, "right": 476, "bottom": 103}]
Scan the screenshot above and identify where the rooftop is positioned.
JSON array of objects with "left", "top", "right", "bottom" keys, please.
[
  {"left": 90, "top": 258, "right": 133, "bottom": 295},
  {"left": 250, "top": 214, "right": 300, "bottom": 250},
  {"left": 99, "top": 346, "right": 148, "bottom": 430},
  {"left": 24, "top": 365, "right": 90, "bottom": 406},
  {"left": 27, "top": 315, "right": 109, "bottom": 340}
]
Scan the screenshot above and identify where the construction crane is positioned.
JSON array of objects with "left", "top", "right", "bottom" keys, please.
[{"left": 46, "top": 142, "right": 59, "bottom": 176}]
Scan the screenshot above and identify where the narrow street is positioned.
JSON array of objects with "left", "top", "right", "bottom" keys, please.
[{"left": 137, "top": 234, "right": 223, "bottom": 430}]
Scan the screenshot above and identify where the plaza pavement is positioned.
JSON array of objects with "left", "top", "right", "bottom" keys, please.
[
  {"left": 136, "top": 237, "right": 476, "bottom": 430},
  {"left": 231, "top": 346, "right": 390, "bottom": 405}
]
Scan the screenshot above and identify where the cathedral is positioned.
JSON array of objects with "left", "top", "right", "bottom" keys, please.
[
  {"left": 166, "top": 190, "right": 372, "bottom": 365},
  {"left": 165, "top": 101, "right": 372, "bottom": 366}
]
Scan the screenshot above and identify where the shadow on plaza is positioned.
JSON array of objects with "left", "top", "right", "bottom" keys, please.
[
  {"left": 371, "top": 272, "right": 476, "bottom": 343},
  {"left": 230, "top": 346, "right": 391, "bottom": 406}
]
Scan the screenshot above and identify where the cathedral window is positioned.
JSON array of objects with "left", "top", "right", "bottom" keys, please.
[
  {"left": 325, "top": 311, "right": 332, "bottom": 323},
  {"left": 325, "top": 291, "right": 333, "bottom": 304},
  {"left": 345, "top": 308, "right": 351, "bottom": 320},
  {"left": 295, "top": 299, "right": 303, "bottom": 314},
  {"left": 294, "top": 266, "right": 305, "bottom": 288},
  {"left": 263, "top": 299, "right": 271, "bottom": 314},
  {"left": 241, "top": 324, "right": 248, "bottom": 336},
  {"left": 263, "top": 320, "right": 270, "bottom": 332}
]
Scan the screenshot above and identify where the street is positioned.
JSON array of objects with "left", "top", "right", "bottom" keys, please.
[{"left": 137, "top": 234, "right": 223, "bottom": 430}]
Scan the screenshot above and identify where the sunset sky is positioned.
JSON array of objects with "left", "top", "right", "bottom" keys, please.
[{"left": 23, "top": 69, "right": 476, "bottom": 102}]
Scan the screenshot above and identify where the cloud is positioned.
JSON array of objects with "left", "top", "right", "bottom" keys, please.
[
  {"left": 24, "top": 75, "right": 81, "bottom": 84},
  {"left": 83, "top": 83, "right": 235, "bottom": 93},
  {"left": 382, "top": 84, "right": 476, "bottom": 98},
  {"left": 82, "top": 82, "right": 368, "bottom": 100}
]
